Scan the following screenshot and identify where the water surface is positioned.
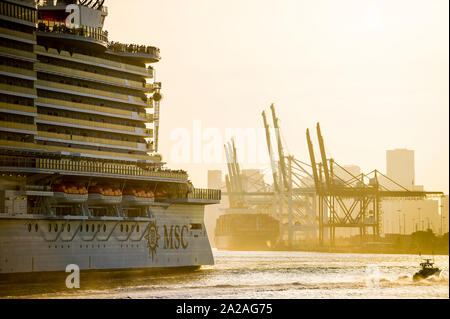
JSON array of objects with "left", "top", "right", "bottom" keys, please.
[{"left": 1, "top": 250, "right": 448, "bottom": 299}]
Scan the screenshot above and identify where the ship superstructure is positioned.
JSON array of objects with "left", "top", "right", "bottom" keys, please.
[{"left": 0, "top": 0, "right": 220, "bottom": 274}]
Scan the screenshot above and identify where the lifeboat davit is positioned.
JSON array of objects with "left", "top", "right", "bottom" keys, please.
[
  {"left": 122, "top": 187, "right": 154, "bottom": 206},
  {"left": 87, "top": 185, "right": 122, "bottom": 205},
  {"left": 52, "top": 183, "right": 88, "bottom": 204}
]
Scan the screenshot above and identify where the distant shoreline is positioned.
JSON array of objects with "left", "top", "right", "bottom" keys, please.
[{"left": 216, "top": 247, "right": 449, "bottom": 256}]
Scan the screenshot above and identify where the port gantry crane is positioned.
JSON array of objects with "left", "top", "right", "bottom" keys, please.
[
  {"left": 223, "top": 139, "right": 273, "bottom": 209},
  {"left": 306, "top": 123, "right": 444, "bottom": 246},
  {"left": 262, "top": 104, "right": 318, "bottom": 247}
]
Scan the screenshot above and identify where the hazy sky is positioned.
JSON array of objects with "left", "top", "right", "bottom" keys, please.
[{"left": 104, "top": 0, "right": 449, "bottom": 193}]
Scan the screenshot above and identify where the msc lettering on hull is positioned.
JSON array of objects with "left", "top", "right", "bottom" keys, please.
[{"left": 163, "top": 225, "right": 189, "bottom": 249}]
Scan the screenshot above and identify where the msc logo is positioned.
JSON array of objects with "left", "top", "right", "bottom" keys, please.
[
  {"left": 144, "top": 221, "right": 160, "bottom": 261},
  {"left": 144, "top": 222, "right": 189, "bottom": 261},
  {"left": 163, "top": 225, "right": 189, "bottom": 250}
]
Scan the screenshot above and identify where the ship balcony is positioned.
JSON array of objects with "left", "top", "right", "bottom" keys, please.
[
  {"left": 36, "top": 131, "right": 152, "bottom": 152},
  {"left": 37, "top": 20, "right": 108, "bottom": 49},
  {"left": 0, "top": 1, "right": 37, "bottom": 27},
  {"left": 0, "top": 102, "right": 37, "bottom": 117},
  {"left": 0, "top": 64, "right": 37, "bottom": 81},
  {"left": 35, "top": 46, "right": 154, "bottom": 77},
  {"left": 0, "top": 26, "right": 36, "bottom": 44},
  {"left": 0, "top": 45, "right": 37, "bottom": 63},
  {"left": 166, "top": 188, "right": 222, "bottom": 205},
  {"left": 0, "top": 120, "right": 37, "bottom": 134},
  {"left": 35, "top": 97, "right": 152, "bottom": 123},
  {"left": 36, "top": 114, "right": 152, "bottom": 137},
  {"left": 0, "top": 83, "right": 37, "bottom": 98},
  {"left": 35, "top": 62, "right": 152, "bottom": 91},
  {"left": 134, "top": 112, "right": 153, "bottom": 122},
  {"left": 35, "top": 80, "right": 149, "bottom": 106}
]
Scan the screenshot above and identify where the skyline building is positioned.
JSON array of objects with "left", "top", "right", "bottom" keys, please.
[{"left": 386, "top": 149, "right": 415, "bottom": 190}]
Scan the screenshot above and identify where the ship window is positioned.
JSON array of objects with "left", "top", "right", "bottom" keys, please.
[
  {"left": 35, "top": 224, "right": 38, "bottom": 232},
  {"left": 103, "top": 225, "right": 106, "bottom": 232},
  {"left": 54, "top": 224, "right": 58, "bottom": 232},
  {"left": 120, "top": 224, "right": 123, "bottom": 232},
  {"left": 67, "top": 224, "right": 71, "bottom": 232},
  {"left": 97, "top": 224, "right": 100, "bottom": 232},
  {"left": 48, "top": 224, "right": 51, "bottom": 232},
  {"left": 27, "top": 224, "right": 31, "bottom": 232},
  {"left": 91, "top": 224, "right": 95, "bottom": 232},
  {"left": 126, "top": 225, "right": 129, "bottom": 232},
  {"left": 136, "top": 225, "right": 140, "bottom": 232},
  {"left": 85, "top": 224, "right": 88, "bottom": 232},
  {"left": 190, "top": 223, "right": 202, "bottom": 230},
  {"left": 79, "top": 225, "right": 83, "bottom": 232}
]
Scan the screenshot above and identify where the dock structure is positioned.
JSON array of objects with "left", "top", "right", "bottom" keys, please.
[
  {"left": 306, "top": 123, "right": 443, "bottom": 246},
  {"left": 261, "top": 104, "right": 318, "bottom": 247}
]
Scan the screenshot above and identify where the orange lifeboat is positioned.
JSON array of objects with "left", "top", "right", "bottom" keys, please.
[
  {"left": 52, "top": 182, "right": 88, "bottom": 204},
  {"left": 87, "top": 184, "right": 122, "bottom": 205},
  {"left": 122, "top": 187, "right": 154, "bottom": 206}
]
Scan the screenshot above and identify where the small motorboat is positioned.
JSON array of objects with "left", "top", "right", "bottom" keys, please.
[{"left": 413, "top": 259, "right": 441, "bottom": 281}]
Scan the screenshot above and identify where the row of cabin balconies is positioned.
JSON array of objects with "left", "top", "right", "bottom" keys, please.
[
  {"left": 0, "top": 119, "right": 37, "bottom": 133},
  {"left": 0, "top": 100, "right": 153, "bottom": 135},
  {"left": 35, "top": 62, "right": 153, "bottom": 92},
  {"left": 0, "top": 140, "right": 156, "bottom": 162},
  {"left": 36, "top": 131, "right": 154, "bottom": 152},
  {"left": 0, "top": 98, "right": 153, "bottom": 123},
  {"left": 35, "top": 45, "right": 154, "bottom": 78},
  {"left": 0, "top": 26, "right": 36, "bottom": 44},
  {"left": 35, "top": 79, "right": 149, "bottom": 107},
  {"left": 35, "top": 114, "right": 153, "bottom": 137},
  {"left": 0, "top": 101, "right": 37, "bottom": 116},
  {"left": 35, "top": 97, "right": 152, "bottom": 123},
  {"left": 0, "top": 44, "right": 37, "bottom": 62},
  {"left": 0, "top": 82, "right": 37, "bottom": 98},
  {"left": 0, "top": 63, "right": 36, "bottom": 80}
]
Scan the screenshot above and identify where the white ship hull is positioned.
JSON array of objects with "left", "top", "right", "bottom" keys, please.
[{"left": 0, "top": 204, "right": 214, "bottom": 274}]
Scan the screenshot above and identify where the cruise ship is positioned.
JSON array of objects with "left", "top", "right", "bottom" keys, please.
[{"left": 0, "top": 0, "right": 220, "bottom": 275}]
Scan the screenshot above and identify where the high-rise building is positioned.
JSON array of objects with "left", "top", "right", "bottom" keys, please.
[
  {"left": 382, "top": 148, "right": 441, "bottom": 236},
  {"left": 386, "top": 149, "right": 415, "bottom": 190}
]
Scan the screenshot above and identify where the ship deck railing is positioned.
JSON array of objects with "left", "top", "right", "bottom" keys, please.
[
  {"left": 0, "top": 155, "right": 188, "bottom": 180},
  {"left": 107, "top": 41, "right": 160, "bottom": 59},
  {"left": 162, "top": 188, "right": 222, "bottom": 204},
  {"left": 37, "top": 20, "right": 109, "bottom": 43}
]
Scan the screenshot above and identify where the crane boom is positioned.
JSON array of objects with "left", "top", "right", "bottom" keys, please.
[
  {"left": 306, "top": 128, "right": 320, "bottom": 190},
  {"left": 262, "top": 110, "right": 279, "bottom": 192},
  {"left": 231, "top": 139, "right": 244, "bottom": 194},
  {"left": 270, "top": 104, "right": 289, "bottom": 190},
  {"left": 316, "top": 123, "right": 331, "bottom": 189}
]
